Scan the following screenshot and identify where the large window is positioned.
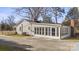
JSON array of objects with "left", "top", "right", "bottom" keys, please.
[
  {"left": 61, "top": 27, "right": 68, "bottom": 35},
  {"left": 42, "top": 27, "right": 44, "bottom": 35},
  {"left": 52, "top": 28, "right": 55, "bottom": 36},
  {"left": 34, "top": 27, "right": 56, "bottom": 36},
  {"left": 64, "top": 28, "right": 68, "bottom": 34},
  {"left": 34, "top": 27, "right": 45, "bottom": 35},
  {"left": 37, "top": 27, "right": 39, "bottom": 34},
  {"left": 40, "top": 27, "right": 41, "bottom": 35},
  {"left": 46, "top": 27, "right": 48, "bottom": 35},
  {"left": 34, "top": 27, "right": 36, "bottom": 34},
  {"left": 48, "top": 27, "right": 50, "bottom": 36}
]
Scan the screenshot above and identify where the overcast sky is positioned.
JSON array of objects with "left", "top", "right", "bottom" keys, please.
[{"left": 0, "top": 7, "right": 70, "bottom": 23}]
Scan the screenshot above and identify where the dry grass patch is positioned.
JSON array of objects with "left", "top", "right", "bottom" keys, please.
[
  {"left": 7, "top": 34, "right": 32, "bottom": 39},
  {"left": 63, "top": 37, "right": 79, "bottom": 42}
]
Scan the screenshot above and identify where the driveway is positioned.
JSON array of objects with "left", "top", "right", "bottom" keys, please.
[
  {"left": 0, "top": 36, "right": 77, "bottom": 51},
  {"left": 71, "top": 43, "right": 79, "bottom": 51}
]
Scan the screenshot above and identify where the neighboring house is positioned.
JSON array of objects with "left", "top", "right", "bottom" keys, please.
[
  {"left": 62, "top": 19, "right": 79, "bottom": 36},
  {"left": 15, "top": 19, "right": 71, "bottom": 40}
]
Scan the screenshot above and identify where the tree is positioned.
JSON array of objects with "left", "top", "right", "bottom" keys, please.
[
  {"left": 41, "top": 7, "right": 51, "bottom": 17},
  {"left": 7, "top": 15, "right": 15, "bottom": 26},
  {"left": 41, "top": 7, "right": 65, "bottom": 23},
  {"left": 43, "top": 16, "right": 52, "bottom": 23},
  {"left": 65, "top": 7, "right": 79, "bottom": 20},
  {"left": 0, "top": 15, "right": 15, "bottom": 31},
  {"left": 51, "top": 7, "right": 65, "bottom": 23},
  {"left": 62, "top": 20, "right": 71, "bottom": 25},
  {"left": 63, "top": 7, "right": 79, "bottom": 25},
  {"left": 0, "top": 18, "right": 9, "bottom": 31},
  {"left": 15, "top": 7, "right": 43, "bottom": 22},
  {"left": 6, "top": 15, "right": 16, "bottom": 30},
  {"left": 64, "top": 7, "right": 79, "bottom": 36},
  {"left": 15, "top": 7, "right": 65, "bottom": 23}
]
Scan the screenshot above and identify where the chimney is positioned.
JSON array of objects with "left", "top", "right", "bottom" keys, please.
[
  {"left": 31, "top": 19, "right": 34, "bottom": 22},
  {"left": 70, "top": 20, "right": 77, "bottom": 37},
  {"left": 70, "top": 20, "right": 75, "bottom": 27}
]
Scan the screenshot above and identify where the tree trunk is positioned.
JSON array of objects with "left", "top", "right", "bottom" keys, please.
[
  {"left": 55, "top": 16, "right": 57, "bottom": 23},
  {"left": 55, "top": 10, "right": 58, "bottom": 23}
]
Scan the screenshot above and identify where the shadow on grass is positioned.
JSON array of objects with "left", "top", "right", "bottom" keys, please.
[
  {"left": 0, "top": 39, "right": 33, "bottom": 51},
  {"left": 63, "top": 36, "right": 79, "bottom": 40}
]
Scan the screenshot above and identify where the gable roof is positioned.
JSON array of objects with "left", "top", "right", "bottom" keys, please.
[
  {"left": 15, "top": 19, "right": 62, "bottom": 27},
  {"left": 16, "top": 19, "right": 32, "bottom": 26},
  {"left": 16, "top": 19, "right": 44, "bottom": 26}
]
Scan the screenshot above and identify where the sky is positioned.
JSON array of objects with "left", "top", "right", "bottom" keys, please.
[
  {"left": 0, "top": 7, "right": 70, "bottom": 23},
  {"left": 0, "top": 7, "right": 14, "bottom": 18},
  {"left": 58, "top": 7, "right": 70, "bottom": 23},
  {"left": 0, "top": 7, "right": 22, "bottom": 22}
]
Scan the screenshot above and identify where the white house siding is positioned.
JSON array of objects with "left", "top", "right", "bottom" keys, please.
[
  {"left": 16, "top": 20, "right": 71, "bottom": 40},
  {"left": 16, "top": 20, "right": 31, "bottom": 35}
]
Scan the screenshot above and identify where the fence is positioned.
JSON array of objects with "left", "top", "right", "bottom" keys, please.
[{"left": 0, "top": 31, "right": 16, "bottom": 35}]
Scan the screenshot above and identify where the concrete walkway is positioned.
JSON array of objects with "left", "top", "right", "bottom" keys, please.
[{"left": 0, "top": 35, "right": 77, "bottom": 51}]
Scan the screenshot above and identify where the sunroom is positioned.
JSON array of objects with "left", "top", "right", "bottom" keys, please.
[{"left": 32, "top": 23, "right": 71, "bottom": 39}]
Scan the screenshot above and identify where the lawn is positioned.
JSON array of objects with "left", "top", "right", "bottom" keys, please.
[
  {"left": 6, "top": 34, "right": 32, "bottom": 39},
  {"left": 63, "top": 37, "right": 79, "bottom": 42},
  {"left": 0, "top": 44, "right": 26, "bottom": 51}
]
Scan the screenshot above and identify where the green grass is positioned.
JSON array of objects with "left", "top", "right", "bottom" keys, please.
[{"left": 0, "top": 44, "right": 26, "bottom": 51}]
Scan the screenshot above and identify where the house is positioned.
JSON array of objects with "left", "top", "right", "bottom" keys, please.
[
  {"left": 15, "top": 19, "right": 71, "bottom": 40},
  {"left": 62, "top": 19, "right": 79, "bottom": 36}
]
